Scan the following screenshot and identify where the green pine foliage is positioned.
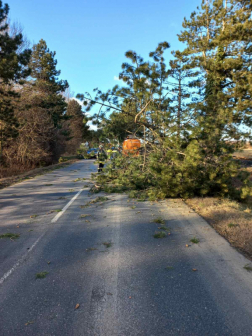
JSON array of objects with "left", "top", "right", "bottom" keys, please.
[
  {"left": 84, "top": 1, "right": 252, "bottom": 200},
  {"left": 98, "top": 144, "right": 251, "bottom": 200},
  {"left": 65, "top": 99, "right": 90, "bottom": 154},
  {"left": 0, "top": 1, "right": 31, "bottom": 160},
  {"left": 177, "top": 0, "right": 252, "bottom": 139},
  {"left": 30, "top": 39, "right": 69, "bottom": 128}
]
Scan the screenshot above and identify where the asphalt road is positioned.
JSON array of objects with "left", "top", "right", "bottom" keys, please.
[{"left": 0, "top": 160, "right": 252, "bottom": 336}]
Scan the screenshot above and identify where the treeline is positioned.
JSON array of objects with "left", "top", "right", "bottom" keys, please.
[
  {"left": 0, "top": 1, "right": 90, "bottom": 177},
  {"left": 80, "top": 0, "right": 252, "bottom": 199}
]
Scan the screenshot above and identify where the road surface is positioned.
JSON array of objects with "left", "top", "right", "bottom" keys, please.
[{"left": 0, "top": 160, "right": 252, "bottom": 336}]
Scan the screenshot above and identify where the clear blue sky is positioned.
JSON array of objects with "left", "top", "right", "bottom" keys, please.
[{"left": 8, "top": 0, "right": 200, "bottom": 98}]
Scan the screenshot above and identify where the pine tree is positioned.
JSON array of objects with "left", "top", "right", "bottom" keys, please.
[
  {"left": 78, "top": 42, "right": 172, "bottom": 144},
  {"left": 177, "top": 0, "right": 252, "bottom": 141},
  {"left": 101, "top": 109, "right": 143, "bottom": 143},
  {"left": 65, "top": 99, "right": 89, "bottom": 154},
  {"left": 168, "top": 51, "right": 197, "bottom": 143},
  {"left": 79, "top": 6, "right": 252, "bottom": 199},
  {"left": 0, "top": 1, "right": 31, "bottom": 160},
  {"left": 30, "top": 39, "right": 69, "bottom": 128}
]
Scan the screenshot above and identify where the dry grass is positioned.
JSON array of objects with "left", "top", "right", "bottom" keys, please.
[
  {"left": 233, "top": 149, "right": 252, "bottom": 160},
  {"left": 0, "top": 160, "right": 77, "bottom": 190},
  {"left": 186, "top": 197, "right": 252, "bottom": 259},
  {"left": 233, "top": 143, "right": 252, "bottom": 159}
]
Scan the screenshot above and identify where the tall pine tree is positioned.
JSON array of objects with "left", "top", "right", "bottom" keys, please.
[
  {"left": 65, "top": 99, "right": 89, "bottom": 154},
  {"left": 177, "top": 0, "right": 252, "bottom": 143},
  {"left": 30, "top": 39, "right": 69, "bottom": 128},
  {"left": 0, "top": 0, "right": 31, "bottom": 160}
]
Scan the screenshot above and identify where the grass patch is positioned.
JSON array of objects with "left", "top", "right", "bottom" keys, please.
[
  {"left": 131, "top": 206, "right": 136, "bottom": 209},
  {"left": 165, "top": 266, "right": 174, "bottom": 270},
  {"left": 30, "top": 214, "right": 38, "bottom": 219},
  {"left": 58, "top": 196, "right": 67, "bottom": 200},
  {"left": 244, "top": 264, "right": 252, "bottom": 272},
  {"left": 0, "top": 232, "right": 20, "bottom": 239},
  {"left": 190, "top": 237, "right": 200, "bottom": 244},
  {"left": 45, "top": 184, "right": 53, "bottom": 186},
  {"left": 228, "top": 223, "right": 239, "bottom": 228},
  {"left": 103, "top": 242, "right": 112, "bottom": 248},
  {"left": 69, "top": 189, "right": 75, "bottom": 192},
  {"left": 233, "top": 149, "right": 252, "bottom": 159},
  {"left": 153, "top": 217, "right": 165, "bottom": 224},
  {"left": 36, "top": 271, "right": 49, "bottom": 279},
  {"left": 153, "top": 231, "right": 166, "bottom": 238}
]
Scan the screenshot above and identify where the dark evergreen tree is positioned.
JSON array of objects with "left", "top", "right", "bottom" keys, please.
[
  {"left": 65, "top": 99, "right": 89, "bottom": 154},
  {"left": 30, "top": 39, "right": 69, "bottom": 128},
  {"left": 168, "top": 51, "right": 196, "bottom": 142},
  {"left": 177, "top": 0, "right": 252, "bottom": 141},
  {"left": 0, "top": 1, "right": 31, "bottom": 160}
]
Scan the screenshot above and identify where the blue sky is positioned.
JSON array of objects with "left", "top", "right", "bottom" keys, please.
[{"left": 8, "top": 0, "right": 200, "bottom": 99}]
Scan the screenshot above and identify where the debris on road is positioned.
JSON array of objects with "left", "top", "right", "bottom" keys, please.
[{"left": 36, "top": 271, "right": 49, "bottom": 279}]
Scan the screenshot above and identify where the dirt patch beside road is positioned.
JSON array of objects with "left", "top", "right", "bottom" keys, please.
[
  {"left": 186, "top": 197, "right": 252, "bottom": 260},
  {"left": 0, "top": 160, "right": 78, "bottom": 190}
]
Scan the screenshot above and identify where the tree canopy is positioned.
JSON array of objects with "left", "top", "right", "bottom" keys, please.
[
  {"left": 0, "top": 1, "right": 89, "bottom": 172},
  {"left": 0, "top": 0, "right": 31, "bottom": 159},
  {"left": 78, "top": 0, "right": 252, "bottom": 200}
]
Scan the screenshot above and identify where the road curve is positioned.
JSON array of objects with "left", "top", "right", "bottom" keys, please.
[{"left": 0, "top": 160, "right": 252, "bottom": 336}]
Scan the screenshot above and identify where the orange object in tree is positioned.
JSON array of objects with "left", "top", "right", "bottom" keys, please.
[{"left": 123, "top": 136, "right": 141, "bottom": 156}]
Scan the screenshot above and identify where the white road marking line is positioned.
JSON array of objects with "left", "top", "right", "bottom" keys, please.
[
  {"left": 0, "top": 233, "right": 45, "bottom": 285},
  {"left": 51, "top": 189, "right": 84, "bottom": 223},
  {"left": 0, "top": 189, "right": 84, "bottom": 285}
]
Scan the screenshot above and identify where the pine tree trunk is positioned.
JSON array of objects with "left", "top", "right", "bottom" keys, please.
[{"left": 178, "top": 76, "right": 182, "bottom": 141}]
